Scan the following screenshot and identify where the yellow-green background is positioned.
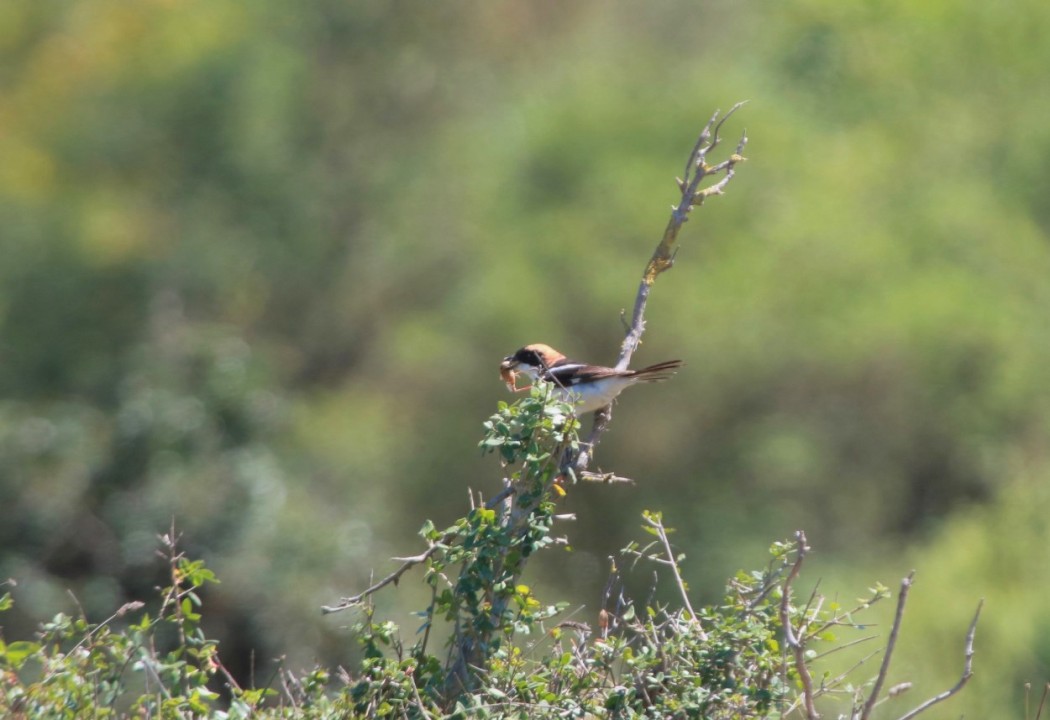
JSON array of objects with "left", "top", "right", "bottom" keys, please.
[{"left": 2, "top": 1, "right": 1048, "bottom": 715}]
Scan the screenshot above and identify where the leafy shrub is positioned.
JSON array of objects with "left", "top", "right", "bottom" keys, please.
[{"left": 0, "top": 384, "right": 976, "bottom": 718}]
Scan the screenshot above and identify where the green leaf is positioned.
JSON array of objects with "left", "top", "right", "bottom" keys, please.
[
  {"left": 419, "top": 519, "right": 436, "bottom": 540},
  {"left": 181, "top": 597, "right": 200, "bottom": 621},
  {"left": 1, "top": 640, "right": 41, "bottom": 668}
]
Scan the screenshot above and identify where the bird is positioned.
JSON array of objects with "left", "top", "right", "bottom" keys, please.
[{"left": 499, "top": 343, "right": 683, "bottom": 414}]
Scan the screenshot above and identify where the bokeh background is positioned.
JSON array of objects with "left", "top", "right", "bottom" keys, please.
[{"left": 3, "top": 0, "right": 1049, "bottom": 715}]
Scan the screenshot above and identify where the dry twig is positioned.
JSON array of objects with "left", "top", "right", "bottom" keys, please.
[
  {"left": 894, "top": 600, "right": 983, "bottom": 720},
  {"left": 1036, "top": 681, "right": 1050, "bottom": 720},
  {"left": 321, "top": 484, "right": 517, "bottom": 614},
  {"left": 642, "top": 512, "right": 706, "bottom": 640},
  {"left": 571, "top": 104, "right": 747, "bottom": 474},
  {"left": 579, "top": 470, "right": 635, "bottom": 485},
  {"left": 859, "top": 571, "right": 916, "bottom": 720},
  {"left": 780, "top": 530, "right": 819, "bottom": 720}
]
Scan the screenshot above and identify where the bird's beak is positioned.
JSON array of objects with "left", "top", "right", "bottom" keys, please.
[{"left": 500, "top": 356, "right": 518, "bottom": 371}]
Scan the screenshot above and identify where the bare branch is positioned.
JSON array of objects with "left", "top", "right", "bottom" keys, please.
[
  {"left": 322, "top": 485, "right": 518, "bottom": 614},
  {"left": 1033, "top": 684, "right": 1050, "bottom": 720},
  {"left": 1038, "top": 681, "right": 1050, "bottom": 720},
  {"left": 784, "top": 645, "right": 882, "bottom": 717},
  {"left": 321, "top": 547, "right": 439, "bottom": 615},
  {"left": 569, "top": 105, "right": 746, "bottom": 475},
  {"left": 894, "top": 599, "right": 983, "bottom": 720},
  {"left": 409, "top": 667, "right": 438, "bottom": 720},
  {"left": 780, "top": 530, "right": 819, "bottom": 720},
  {"left": 824, "top": 649, "right": 883, "bottom": 697},
  {"left": 643, "top": 513, "right": 705, "bottom": 639},
  {"left": 859, "top": 571, "right": 916, "bottom": 720},
  {"left": 579, "top": 470, "right": 635, "bottom": 485},
  {"left": 571, "top": 406, "right": 611, "bottom": 473},
  {"left": 809, "top": 633, "right": 880, "bottom": 663}
]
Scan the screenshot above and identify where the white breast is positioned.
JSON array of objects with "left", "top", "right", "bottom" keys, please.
[{"left": 552, "top": 376, "right": 636, "bottom": 414}]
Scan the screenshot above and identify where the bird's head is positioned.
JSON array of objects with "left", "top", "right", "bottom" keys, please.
[{"left": 500, "top": 343, "right": 566, "bottom": 381}]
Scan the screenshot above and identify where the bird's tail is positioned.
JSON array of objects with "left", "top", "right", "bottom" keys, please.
[{"left": 629, "top": 359, "right": 684, "bottom": 382}]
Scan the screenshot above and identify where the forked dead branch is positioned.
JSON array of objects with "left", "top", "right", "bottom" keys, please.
[{"left": 573, "top": 103, "right": 748, "bottom": 478}]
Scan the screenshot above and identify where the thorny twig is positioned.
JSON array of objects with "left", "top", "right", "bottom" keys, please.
[
  {"left": 570, "top": 103, "right": 747, "bottom": 474},
  {"left": 579, "top": 470, "right": 635, "bottom": 485}
]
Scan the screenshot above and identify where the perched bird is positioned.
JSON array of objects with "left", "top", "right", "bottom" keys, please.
[{"left": 500, "top": 343, "right": 683, "bottom": 414}]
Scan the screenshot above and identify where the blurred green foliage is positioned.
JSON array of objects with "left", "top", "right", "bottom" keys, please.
[{"left": 1, "top": 0, "right": 1049, "bottom": 715}]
